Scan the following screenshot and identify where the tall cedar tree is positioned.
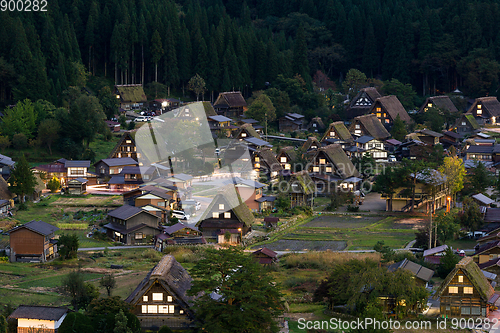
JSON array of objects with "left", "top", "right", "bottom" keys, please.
[
  {"left": 390, "top": 114, "right": 407, "bottom": 141},
  {"left": 150, "top": 30, "right": 163, "bottom": 83},
  {"left": 187, "top": 247, "right": 284, "bottom": 333},
  {"left": 292, "top": 24, "right": 310, "bottom": 85},
  {"left": 8, "top": 155, "right": 36, "bottom": 203}
]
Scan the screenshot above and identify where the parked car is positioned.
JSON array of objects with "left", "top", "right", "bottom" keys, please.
[
  {"left": 172, "top": 210, "right": 190, "bottom": 220},
  {"left": 388, "top": 155, "right": 397, "bottom": 162},
  {"left": 134, "top": 116, "right": 149, "bottom": 122}
]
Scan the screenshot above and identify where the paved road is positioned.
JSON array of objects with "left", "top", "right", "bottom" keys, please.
[{"left": 78, "top": 245, "right": 153, "bottom": 251}]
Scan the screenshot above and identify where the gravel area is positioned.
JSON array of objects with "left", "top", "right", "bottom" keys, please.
[{"left": 262, "top": 239, "right": 347, "bottom": 251}]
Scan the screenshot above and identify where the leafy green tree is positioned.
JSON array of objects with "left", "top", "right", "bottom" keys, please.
[
  {"left": 352, "top": 154, "right": 376, "bottom": 178},
  {"left": 373, "top": 240, "right": 395, "bottom": 263},
  {"left": 457, "top": 48, "right": 500, "bottom": 97},
  {"left": 0, "top": 136, "right": 10, "bottom": 151},
  {"left": 1, "top": 99, "right": 37, "bottom": 139},
  {"left": 158, "top": 326, "right": 174, "bottom": 333},
  {"left": 246, "top": 94, "right": 276, "bottom": 126},
  {"left": 58, "top": 312, "right": 94, "bottom": 333},
  {"left": 459, "top": 198, "right": 483, "bottom": 232},
  {"left": 47, "top": 177, "right": 61, "bottom": 193},
  {"left": 342, "top": 69, "right": 367, "bottom": 99},
  {"left": 64, "top": 95, "right": 106, "bottom": 148},
  {"left": 86, "top": 297, "right": 140, "bottom": 333},
  {"left": 188, "top": 74, "right": 206, "bottom": 101},
  {"left": 12, "top": 133, "right": 28, "bottom": 150},
  {"left": 400, "top": 159, "right": 427, "bottom": 212},
  {"left": 113, "top": 310, "right": 131, "bottom": 333},
  {"left": 0, "top": 314, "right": 7, "bottom": 333},
  {"left": 264, "top": 88, "right": 291, "bottom": 119},
  {"left": 464, "top": 160, "right": 493, "bottom": 195},
  {"left": 98, "top": 87, "right": 118, "bottom": 119},
  {"left": 390, "top": 114, "right": 407, "bottom": 141},
  {"left": 439, "top": 156, "right": 466, "bottom": 206},
  {"left": 61, "top": 270, "right": 99, "bottom": 311},
  {"left": 381, "top": 78, "right": 416, "bottom": 110},
  {"left": 9, "top": 155, "right": 36, "bottom": 203},
  {"left": 437, "top": 247, "right": 460, "bottom": 279},
  {"left": 37, "top": 119, "right": 61, "bottom": 155},
  {"left": 187, "top": 247, "right": 284, "bottom": 333},
  {"left": 100, "top": 274, "right": 116, "bottom": 297},
  {"left": 373, "top": 166, "right": 403, "bottom": 212},
  {"left": 435, "top": 211, "right": 460, "bottom": 244},
  {"left": 58, "top": 234, "right": 79, "bottom": 259}
]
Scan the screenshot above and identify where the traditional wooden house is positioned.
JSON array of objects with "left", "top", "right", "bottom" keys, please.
[
  {"left": 278, "top": 113, "right": 305, "bottom": 132},
  {"left": 8, "top": 306, "right": 68, "bottom": 333},
  {"left": 472, "top": 193, "right": 495, "bottom": 207},
  {"left": 134, "top": 185, "right": 177, "bottom": 210},
  {"left": 321, "top": 121, "right": 354, "bottom": 147},
  {"left": 105, "top": 120, "right": 121, "bottom": 132},
  {"left": 263, "top": 217, "right": 279, "bottom": 228},
  {"left": 252, "top": 247, "right": 278, "bottom": 265},
  {"left": 252, "top": 148, "right": 283, "bottom": 182},
  {"left": 419, "top": 96, "right": 459, "bottom": 113},
  {"left": 104, "top": 205, "right": 161, "bottom": 245},
  {"left": 0, "top": 153, "right": 14, "bottom": 180},
  {"left": 346, "top": 87, "right": 382, "bottom": 119},
  {"left": 288, "top": 171, "right": 315, "bottom": 208},
  {"left": 479, "top": 259, "right": 500, "bottom": 284},
  {"left": 234, "top": 123, "right": 272, "bottom": 150},
  {"left": 9, "top": 220, "right": 59, "bottom": 262},
  {"left": 125, "top": 255, "right": 195, "bottom": 330},
  {"left": 381, "top": 169, "right": 448, "bottom": 212},
  {"left": 423, "top": 245, "right": 449, "bottom": 265},
  {"left": 149, "top": 98, "right": 181, "bottom": 113},
  {"left": 440, "top": 131, "right": 461, "bottom": 149},
  {"left": 406, "top": 130, "right": 443, "bottom": 146},
  {"left": 349, "top": 114, "right": 391, "bottom": 140},
  {"left": 114, "top": 84, "right": 147, "bottom": 111},
  {"left": 485, "top": 208, "right": 500, "bottom": 224},
  {"left": 108, "top": 132, "right": 140, "bottom": 161},
  {"left": 34, "top": 159, "right": 95, "bottom": 186},
  {"left": 165, "top": 174, "right": 193, "bottom": 190},
  {"left": 434, "top": 257, "right": 496, "bottom": 317},
  {"left": 467, "top": 97, "right": 500, "bottom": 125},
  {"left": 224, "top": 177, "right": 267, "bottom": 212},
  {"left": 308, "top": 144, "right": 361, "bottom": 194},
  {"left": 154, "top": 223, "right": 205, "bottom": 250},
  {"left": 387, "top": 258, "right": 434, "bottom": 287},
  {"left": 214, "top": 91, "right": 247, "bottom": 118},
  {"left": 370, "top": 95, "right": 412, "bottom": 128},
  {"left": 307, "top": 117, "right": 325, "bottom": 133},
  {"left": 474, "top": 240, "right": 500, "bottom": 265},
  {"left": 453, "top": 114, "right": 481, "bottom": 138},
  {"left": 276, "top": 147, "right": 297, "bottom": 171},
  {"left": 94, "top": 157, "right": 138, "bottom": 179},
  {"left": 66, "top": 178, "right": 88, "bottom": 195},
  {"left": 354, "top": 136, "right": 388, "bottom": 161},
  {"left": 302, "top": 137, "right": 321, "bottom": 153},
  {"left": 196, "top": 185, "right": 255, "bottom": 243},
  {"left": 208, "top": 115, "right": 232, "bottom": 135},
  {"left": 0, "top": 176, "right": 15, "bottom": 206},
  {"left": 108, "top": 166, "right": 159, "bottom": 191},
  {"left": 465, "top": 145, "right": 495, "bottom": 162},
  {"left": 0, "top": 199, "right": 11, "bottom": 216}
]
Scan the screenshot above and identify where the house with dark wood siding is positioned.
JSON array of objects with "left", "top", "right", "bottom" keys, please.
[
  {"left": 346, "top": 87, "right": 382, "bottom": 119},
  {"left": 104, "top": 205, "right": 160, "bottom": 245},
  {"left": 419, "top": 96, "right": 459, "bottom": 113},
  {"left": 349, "top": 114, "right": 391, "bottom": 140},
  {"left": 125, "top": 255, "right": 195, "bottom": 330},
  {"left": 214, "top": 91, "right": 247, "bottom": 118},
  {"left": 467, "top": 97, "right": 500, "bottom": 125},
  {"left": 369, "top": 95, "right": 412, "bottom": 128},
  {"left": 114, "top": 84, "right": 147, "bottom": 111},
  {"left": 108, "top": 132, "right": 140, "bottom": 161},
  {"left": 9, "top": 220, "right": 59, "bottom": 263}
]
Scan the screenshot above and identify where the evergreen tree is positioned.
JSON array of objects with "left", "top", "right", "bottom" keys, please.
[
  {"left": 113, "top": 310, "right": 131, "bottom": 333},
  {"left": 390, "top": 114, "right": 407, "bottom": 141},
  {"left": 0, "top": 314, "right": 7, "bottom": 333},
  {"left": 150, "top": 30, "right": 163, "bottom": 82},
  {"left": 9, "top": 155, "right": 37, "bottom": 203},
  {"left": 163, "top": 24, "right": 179, "bottom": 94},
  {"left": 362, "top": 19, "right": 378, "bottom": 77},
  {"left": 292, "top": 24, "right": 310, "bottom": 84}
]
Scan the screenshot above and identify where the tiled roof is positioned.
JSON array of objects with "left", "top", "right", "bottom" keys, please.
[
  {"left": 96, "top": 157, "right": 138, "bottom": 167},
  {"left": 9, "top": 306, "right": 67, "bottom": 321},
  {"left": 9, "top": 220, "right": 58, "bottom": 236},
  {"left": 387, "top": 258, "right": 434, "bottom": 282}
]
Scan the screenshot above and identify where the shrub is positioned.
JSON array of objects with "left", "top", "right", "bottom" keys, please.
[
  {"left": 346, "top": 205, "right": 360, "bottom": 212},
  {"left": 18, "top": 202, "right": 28, "bottom": 211},
  {"left": 0, "top": 136, "right": 11, "bottom": 150},
  {"left": 142, "top": 249, "right": 162, "bottom": 260},
  {"left": 12, "top": 133, "right": 28, "bottom": 150},
  {"left": 47, "top": 176, "right": 61, "bottom": 193}
]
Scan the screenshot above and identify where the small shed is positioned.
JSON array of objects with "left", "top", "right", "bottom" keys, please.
[
  {"left": 263, "top": 217, "right": 279, "bottom": 229},
  {"left": 8, "top": 305, "right": 68, "bottom": 333},
  {"left": 252, "top": 247, "right": 278, "bottom": 265},
  {"left": 472, "top": 193, "right": 495, "bottom": 207},
  {"left": 66, "top": 178, "right": 88, "bottom": 195}
]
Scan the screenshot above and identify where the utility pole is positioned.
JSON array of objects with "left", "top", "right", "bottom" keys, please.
[{"left": 428, "top": 202, "right": 432, "bottom": 250}]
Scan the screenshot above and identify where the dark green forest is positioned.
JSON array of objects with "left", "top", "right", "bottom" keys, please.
[{"left": 1, "top": 0, "right": 500, "bottom": 108}]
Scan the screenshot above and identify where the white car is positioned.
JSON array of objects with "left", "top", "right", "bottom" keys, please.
[
  {"left": 172, "top": 210, "right": 190, "bottom": 220},
  {"left": 134, "top": 116, "right": 149, "bottom": 122},
  {"left": 388, "top": 155, "right": 397, "bottom": 162}
]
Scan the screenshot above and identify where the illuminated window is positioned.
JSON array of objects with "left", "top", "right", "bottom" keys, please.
[
  {"left": 135, "top": 233, "right": 143, "bottom": 239},
  {"left": 169, "top": 305, "right": 175, "bottom": 313},
  {"left": 376, "top": 113, "right": 381, "bottom": 118},
  {"left": 458, "top": 276, "right": 463, "bottom": 283},
  {"left": 224, "top": 212, "right": 231, "bottom": 218},
  {"left": 219, "top": 204, "right": 225, "bottom": 210},
  {"left": 355, "top": 124, "right": 360, "bottom": 129},
  {"left": 180, "top": 310, "right": 184, "bottom": 314},
  {"left": 326, "top": 167, "right": 332, "bottom": 173},
  {"left": 212, "top": 212, "right": 219, "bottom": 218},
  {"left": 313, "top": 166, "right": 319, "bottom": 172},
  {"left": 330, "top": 131, "right": 335, "bottom": 137},
  {"left": 319, "top": 158, "right": 326, "bottom": 164},
  {"left": 313, "top": 123, "right": 317, "bottom": 127},
  {"left": 126, "top": 140, "right": 132, "bottom": 144},
  {"left": 427, "top": 103, "right": 432, "bottom": 108},
  {"left": 478, "top": 104, "right": 482, "bottom": 109},
  {"left": 449, "top": 287, "right": 458, "bottom": 293},
  {"left": 383, "top": 113, "right": 386, "bottom": 117},
  {"left": 159, "top": 305, "right": 169, "bottom": 314},
  {"left": 148, "top": 305, "right": 158, "bottom": 313},
  {"left": 255, "top": 157, "right": 260, "bottom": 162},
  {"left": 284, "top": 164, "right": 291, "bottom": 170},
  {"left": 168, "top": 296, "right": 173, "bottom": 302},
  {"left": 152, "top": 293, "right": 163, "bottom": 301},
  {"left": 385, "top": 119, "right": 390, "bottom": 123},
  {"left": 241, "top": 132, "right": 247, "bottom": 137},
  {"left": 311, "top": 145, "right": 317, "bottom": 149},
  {"left": 142, "top": 305, "right": 147, "bottom": 313},
  {"left": 143, "top": 296, "right": 148, "bottom": 302},
  {"left": 376, "top": 107, "right": 381, "bottom": 111},
  {"left": 254, "top": 163, "right": 260, "bottom": 168},
  {"left": 464, "top": 287, "right": 473, "bottom": 294},
  {"left": 280, "top": 157, "right": 287, "bottom": 163},
  {"left": 477, "top": 108, "right": 482, "bottom": 115}
]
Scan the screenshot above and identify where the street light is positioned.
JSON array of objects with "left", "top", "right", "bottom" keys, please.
[
  {"left": 446, "top": 196, "right": 451, "bottom": 213},
  {"left": 238, "top": 227, "right": 242, "bottom": 244}
]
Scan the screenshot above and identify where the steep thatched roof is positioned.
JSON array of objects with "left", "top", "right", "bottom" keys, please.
[
  {"left": 347, "top": 87, "right": 382, "bottom": 118},
  {"left": 202, "top": 101, "right": 217, "bottom": 117},
  {"left": 257, "top": 148, "right": 283, "bottom": 172},
  {"left": 277, "top": 146, "right": 297, "bottom": 162},
  {"left": 321, "top": 121, "right": 353, "bottom": 142},
  {"left": 214, "top": 92, "right": 247, "bottom": 108},
  {"left": 235, "top": 123, "right": 261, "bottom": 140},
  {"left": 125, "top": 255, "right": 195, "bottom": 316},
  {"left": 302, "top": 137, "right": 321, "bottom": 151},
  {"left": 316, "top": 144, "right": 360, "bottom": 178},
  {"left": 454, "top": 114, "right": 480, "bottom": 131},
  {"left": 108, "top": 132, "right": 136, "bottom": 159},
  {"left": 197, "top": 184, "right": 255, "bottom": 228},
  {"left": 372, "top": 95, "right": 412, "bottom": 123},
  {"left": 470, "top": 97, "right": 500, "bottom": 117},
  {"left": 0, "top": 176, "right": 15, "bottom": 200},
  {"left": 307, "top": 117, "right": 325, "bottom": 130},
  {"left": 434, "top": 257, "right": 494, "bottom": 301},
  {"left": 115, "top": 85, "right": 147, "bottom": 103},
  {"left": 421, "top": 96, "right": 459, "bottom": 113},
  {"left": 350, "top": 114, "right": 391, "bottom": 140},
  {"left": 288, "top": 171, "right": 315, "bottom": 195}
]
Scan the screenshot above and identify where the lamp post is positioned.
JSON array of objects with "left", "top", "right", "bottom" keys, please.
[
  {"left": 446, "top": 196, "right": 451, "bottom": 213},
  {"left": 238, "top": 227, "right": 242, "bottom": 244}
]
